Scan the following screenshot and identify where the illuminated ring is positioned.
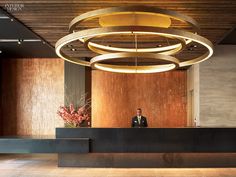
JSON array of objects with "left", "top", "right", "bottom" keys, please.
[
  {"left": 69, "top": 6, "right": 200, "bottom": 33},
  {"left": 69, "top": 6, "right": 197, "bottom": 54},
  {"left": 82, "top": 31, "right": 187, "bottom": 55},
  {"left": 55, "top": 26, "right": 213, "bottom": 67},
  {"left": 90, "top": 52, "right": 180, "bottom": 73}
]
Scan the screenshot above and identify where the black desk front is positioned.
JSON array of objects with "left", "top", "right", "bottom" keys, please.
[
  {"left": 56, "top": 128, "right": 236, "bottom": 167},
  {"left": 56, "top": 128, "right": 236, "bottom": 153},
  {"left": 1, "top": 128, "right": 235, "bottom": 167}
]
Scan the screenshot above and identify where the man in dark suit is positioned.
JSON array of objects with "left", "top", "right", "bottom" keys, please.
[{"left": 131, "top": 108, "right": 148, "bottom": 128}]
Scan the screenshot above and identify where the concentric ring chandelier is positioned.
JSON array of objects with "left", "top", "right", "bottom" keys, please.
[{"left": 55, "top": 6, "right": 214, "bottom": 73}]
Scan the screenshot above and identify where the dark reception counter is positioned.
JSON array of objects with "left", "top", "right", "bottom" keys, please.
[
  {"left": 1, "top": 128, "right": 236, "bottom": 167},
  {"left": 56, "top": 128, "right": 236, "bottom": 153},
  {"left": 56, "top": 128, "right": 236, "bottom": 167}
]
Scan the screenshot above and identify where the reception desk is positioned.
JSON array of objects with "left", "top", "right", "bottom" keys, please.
[{"left": 56, "top": 128, "right": 236, "bottom": 167}]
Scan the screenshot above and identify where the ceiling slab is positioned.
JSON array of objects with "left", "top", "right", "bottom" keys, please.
[
  {"left": 0, "top": 7, "right": 57, "bottom": 58},
  {"left": 0, "top": 0, "right": 235, "bottom": 60}
]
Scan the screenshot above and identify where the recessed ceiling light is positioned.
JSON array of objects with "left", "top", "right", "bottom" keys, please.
[
  {"left": 190, "top": 44, "right": 197, "bottom": 48},
  {"left": 188, "top": 47, "right": 193, "bottom": 51},
  {"left": 18, "top": 39, "right": 24, "bottom": 45},
  {"left": 0, "top": 50, "right": 2, "bottom": 53}
]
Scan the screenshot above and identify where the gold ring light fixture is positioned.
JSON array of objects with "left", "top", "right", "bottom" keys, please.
[{"left": 55, "top": 6, "right": 214, "bottom": 73}]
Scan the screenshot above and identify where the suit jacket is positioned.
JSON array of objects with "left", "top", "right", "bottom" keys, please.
[{"left": 131, "top": 116, "right": 148, "bottom": 128}]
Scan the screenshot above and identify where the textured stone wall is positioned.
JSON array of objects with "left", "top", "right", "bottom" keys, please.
[{"left": 200, "top": 45, "right": 236, "bottom": 127}]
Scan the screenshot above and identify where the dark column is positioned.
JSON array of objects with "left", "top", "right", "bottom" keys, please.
[
  {"left": 64, "top": 61, "right": 91, "bottom": 126},
  {"left": 64, "top": 61, "right": 91, "bottom": 106},
  {"left": 0, "top": 59, "right": 17, "bottom": 135}
]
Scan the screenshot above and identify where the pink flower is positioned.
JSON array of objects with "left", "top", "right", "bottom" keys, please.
[
  {"left": 69, "top": 104, "right": 75, "bottom": 114},
  {"left": 57, "top": 104, "right": 90, "bottom": 127}
]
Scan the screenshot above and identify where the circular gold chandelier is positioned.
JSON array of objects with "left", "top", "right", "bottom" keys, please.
[{"left": 55, "top": 6, "right": 214, "bottom": 73}]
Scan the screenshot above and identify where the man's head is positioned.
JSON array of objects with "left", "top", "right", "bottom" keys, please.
[{"left": 136, "top": 108, "right": 142, "bottom": 116}]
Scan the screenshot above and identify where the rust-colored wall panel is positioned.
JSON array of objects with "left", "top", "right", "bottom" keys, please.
[
  {"left": 1, "top": 59, "right": 64, "bottom": 136},
  {"left": 92, "top": 70, "right": 187, "bottom": 128}
]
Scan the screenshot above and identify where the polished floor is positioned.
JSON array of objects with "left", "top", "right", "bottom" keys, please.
[{"left": 0, "top": 154, "right": 236, "bottom": 177}]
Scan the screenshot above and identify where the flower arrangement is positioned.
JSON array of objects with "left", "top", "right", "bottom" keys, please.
[{"left": 57, "top": 94, "right": 91, "bottom": 128}]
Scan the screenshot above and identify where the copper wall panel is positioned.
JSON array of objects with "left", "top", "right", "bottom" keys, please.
[
  {"left": 92, "top": 70, "right": 187, "bottom": 127},
  {"left": 1, "top": 59, "right": 64, "bottom": 136}
]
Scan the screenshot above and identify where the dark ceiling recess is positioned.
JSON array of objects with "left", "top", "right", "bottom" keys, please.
[
  {"left": 0, "top": 7, "right": 57, "bottom": 58},
  {"left": 218, "top": 27, "right": 236, "bottom": 45}
]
